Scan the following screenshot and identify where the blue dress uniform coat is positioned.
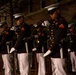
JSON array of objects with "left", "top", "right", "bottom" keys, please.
[
  {"left": 14, "top": 23, "right": 32, "bottom": 53},
  {"left": 0, "top": 28, "right": 15, "bottom": 54},
  {"left": 33, "top": 30, "right": 47, "bottom": 53},
  {"left": 67, "top": 32, "right": 76, "bottom": 52},
  {"left": 48, "top": 16, "right": 68, "bottom": 58}
]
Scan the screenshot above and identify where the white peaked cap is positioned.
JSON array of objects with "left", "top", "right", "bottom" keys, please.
[
  {"left": 10, "top": 26, "right": 16, "bottom": 31},
  {"left": 45, "top": 2, "right": 59, "bottom": 11},
  {"left": 0, "top": 21, "right": 7, "bottom": 27},
  {"left": 13, "top": 13, "right": 23, "bottom": 19},
  {"left": 42, "top": 20, "right": 50, "bottom": 26},
  {"left": 47, "top": 7, "right": 57, "bottom": 11},
  {"left": 33, "top": 24, "right": 37, "bottom": 27},
  {"left": 68, "top": 23, "right": 75, "bottom": 28}
]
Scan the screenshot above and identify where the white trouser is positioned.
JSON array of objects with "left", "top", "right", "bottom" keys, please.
[
  {"left": 51, "top": 58, "right": 68, "bottom": 75},
  {"left": 36, "top": 53, "right": 46, "bottom": 75},
  {"left": 2, "top": 54, "right": 12, "bottom": 75},
  {"left": 69, "top": 51, "right": 76, "bottom": 72},
  {"left": 17, "top": 53, "right": 29, "bottom": 75}
]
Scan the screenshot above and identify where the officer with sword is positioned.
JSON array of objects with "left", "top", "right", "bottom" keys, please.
[
  {"left": 0, "top": 21, "right": 15, "bottom": 75},
  {"left": 10, "top": 13, "right": 32, "bottom": 75}
]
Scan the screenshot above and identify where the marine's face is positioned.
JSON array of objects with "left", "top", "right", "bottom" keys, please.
[
  {"left": 16, "top": 17, "right": 23, "bottom": 25},
  {"left": 2, "top": 24, "right": 8, "bottom": 31},
  {"left": 69, "top": 26, "right": 74, "bottom": 32},
  {"left": 16, "top": 19, "right": 21, "bottom": 25},
  {"left": 50, "top": 11, "right": 58, "bottom": 20}
]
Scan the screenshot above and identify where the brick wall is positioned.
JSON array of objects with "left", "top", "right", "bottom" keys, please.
[{"left": 0, "top": 0, "right": 76, "bottom": 26}]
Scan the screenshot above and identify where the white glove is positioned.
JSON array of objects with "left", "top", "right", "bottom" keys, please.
[
  {"left": 68, "top": 48, "right": 71, "bottom": 52},
  {"left": 10, "top": 47, "right": 16, "bottom": 53},
  {"left": 32, "top": 48, "right": 37, "bottom": 51},
  {"left": 43, "top": 50, "right": 51, "bottom": 57}
]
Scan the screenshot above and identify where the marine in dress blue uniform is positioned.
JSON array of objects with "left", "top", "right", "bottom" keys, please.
[
  {"left": 0, "top": 21, "right": 15, "bottom": 75},
  {"left": 43, "top": 3, "right": 69, "bottom": 75},
  {"left": 10, "top": 13, "right": 31, "bottom": 75},
  {"left": 68, "top": 23, "right": 76, "bottom": 74},
  {"left": 32, "top": 22, "right": 47, "bottom": 75}
]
